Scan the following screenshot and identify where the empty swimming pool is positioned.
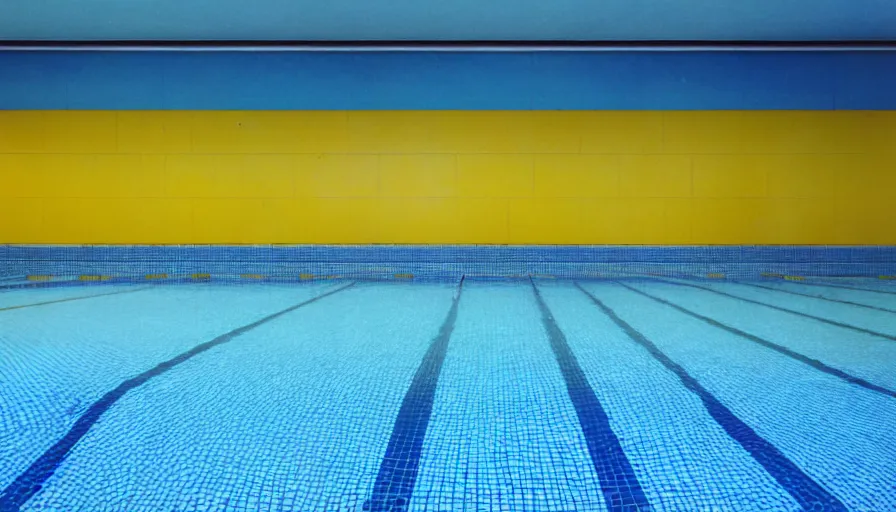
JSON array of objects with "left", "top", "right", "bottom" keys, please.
[{"left": 1, "top": 278, "right": 895, "bottom": 511}]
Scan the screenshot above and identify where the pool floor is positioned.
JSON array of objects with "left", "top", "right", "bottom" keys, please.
[{"left": 1, "top": 279, "right": 895, "bottom": 511}]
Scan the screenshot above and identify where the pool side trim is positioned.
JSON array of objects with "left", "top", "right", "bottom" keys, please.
[{"left": 0, "top": 281, "right": 356, "bottom": 512}]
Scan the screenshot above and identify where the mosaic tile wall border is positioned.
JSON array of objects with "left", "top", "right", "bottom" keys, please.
[{"left": 2, "top": 245, "right": 896, "bottom": 284}]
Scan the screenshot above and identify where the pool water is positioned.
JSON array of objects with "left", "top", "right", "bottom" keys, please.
[{"left": 1, "top": 278, "right": 895, "bottom": 511}]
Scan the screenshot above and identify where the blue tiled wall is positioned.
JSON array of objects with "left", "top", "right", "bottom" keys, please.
[{"left": 2, "top": 245, "right": 895, "bottom": 283}]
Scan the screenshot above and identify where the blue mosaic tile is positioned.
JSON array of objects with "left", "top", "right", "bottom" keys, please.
[
  {"left": 2, "top": 245, "right": 896, "bottom": 284},
  {"left": 2, "top": 266, "right": 896, "bottom": 511}
]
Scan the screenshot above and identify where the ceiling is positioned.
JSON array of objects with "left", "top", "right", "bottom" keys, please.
[{"left": 0, "top": 0, "right": 894, "bottom": 41}]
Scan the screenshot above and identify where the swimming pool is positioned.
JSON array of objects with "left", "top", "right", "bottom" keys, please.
[{"left": 1, "top": 277, "right": 895, "bottom": 511}]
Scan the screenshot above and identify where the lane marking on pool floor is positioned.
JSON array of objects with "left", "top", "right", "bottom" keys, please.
[
  {"left": 574, "top": 282, "right": 849, "bottom": 512},
  {"left": 0, "top": 281, "right": 356, "bottom": 512},
  {"left": 733, "top": 281, "right": 896, "bottom": 314},
  {"left": 793, "top": 281, "right": 896, "bottom": 297},
  {"left": 617, "top": 282, "right": 896, "bottom": 400},
  {"left": 530, "top": 278, "right": 652, "bottom": 512},
  {"left": 652, "top": 279, "right": 896, "bottom": 343},
  {"left": 364, "top": 276, "right": 465, "bottom": 512},
  {"left": 0, "top": 286, "right": 153, "bottom": 313}
]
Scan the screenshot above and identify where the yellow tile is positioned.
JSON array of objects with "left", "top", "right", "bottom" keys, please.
[
  {"left": 0, "top": 198, "right": 43, "bottom": 243},
  {"left": 372, "top": 197, "right": 460, "bottom": 243},
  {"left": 509, "top": 198, "right": 586, "bottom": 244},
  {"left": 295, "top": 154, "right": 379, "bottom": 197},
  {"left": 663, "top": 111, "right": 887, "bottom": 155},
  {"left": 786, "top": 111, "right": 884, "bottom": 154},
  {"left": 426, "top": 112, "right": 534, "bottom": 153},
  {"left": 0, "top": 111, "right": 45, "bottom": 152},
  {"left": 662, "top": 198, "right": 694, "bottom": 244},
  {"left": 43, "top": 111, "right": 117, "bottom": 153},
  {"left": 692, "top": 155, "right": 767, "bottom": 198},
  {"left": 127, "top": 198, "right": 194, "bottom": 244},
  {"left": 165, "top": 155, "right": 246, "bottom": 198},
  {"left": 379, "top": 155, "right": 457, "bottom": 197},
  {"left": 347, "top": 112, "right": 440, "bottom": 153},
  {"left": 530, "top": 112, "right": 585, "bottom": 153},
  {"left": 189, "top": 111, "right": 250, "bottom": 153},
  {"left": 191, "top": 198, "right": 273, "bottom": 244},
  {"left": 690, "top": 198, "right": 769, "bottom": 244},
  {"left": 40, "top": 198, "right": 107, "bottom": 244},
  {"left": 242, "top": 111, "right": 349, "bottom": 153},
  {"left": 455, "top": 198, "right": 509, "bottom": 244},
  {"left": 663, "top": 112, "right": 730, "bottom": 154},
  {"left": 30, "top": 155, "right": 95, "bottom": 198},
  {"left": 0, "top": 155, "right": 36, "bottom": 197},
  {"left": 756, "top": 199, "right": 836, "bottom": 244},
  {"left": 191, "top": 111, "right": 344, "bottom": 154},
  {"left": 617, "top": 155, "right": 692, "bottom": 197},
  {"left": 580, "top": 112, "right": 663, "bottom": 154},
  {"left": 117, "top": 112, "right": 191, "bottom": 154},
  {"left": 65, "top": 198, "right": 194, "bottom": 244},
  {"left": 874, "top": 111, "right": 896, "bottom": 153},
  {"left": 509, "top": 198, "right": 627, "bottom": 244},
  {"left": 833, "top": 198, "right": 896, "bottom": 245},
  {"left": 833, "top": 153, "right": 896, "bottom": 199},
  {"left": 457, "top": 154, "right": 533, "bottom": 197},
  {"left": 243, "top": 155, "right": 296, "bottom": 198},
  {"left": 601, "top": 198, "right": 670, "bottom": 244},
  {"left": 764, "top": 155, "right": 842, "bottom": 198},
  {"left": 294, "top": 198, "right": 380, "bottom": 243},
  {"left": 533, "top": 154, "right": 618, "bottom": 197},
  {"left": 528, "top": 198, "right": 686, "bottom": 244},
  {"left": 71, "top": 155, "right": 166, "bottom": 198}
]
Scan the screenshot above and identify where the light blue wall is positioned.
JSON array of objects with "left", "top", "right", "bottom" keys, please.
[
  {"left": 1, "top": 51, "right": 896, "bottom": 110},
  {"left": 1, "top": 0, "right": 895, "bottom": 40}
]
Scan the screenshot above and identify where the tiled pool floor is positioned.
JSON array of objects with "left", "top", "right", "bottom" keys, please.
[{"left": 1, "top": 279, "right": 895, "bottom": 512}]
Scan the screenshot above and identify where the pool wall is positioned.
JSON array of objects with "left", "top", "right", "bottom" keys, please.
[
  {"left": 1, "top": 51, "right": 896, "bottom": 246},
  {"left": 2, "top": 245, "right": 895, "bottom": 282}
]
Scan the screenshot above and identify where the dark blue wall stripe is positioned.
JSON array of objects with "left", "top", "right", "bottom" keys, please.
[
  {"left": 0, "top": 286, "right": 150, "bottom": 313},
  {"left": 0, "top": 281, "right": 355, "bottom": 512},
  {"left": 1, "top": 51, "right": 895, "bottom": 110},
  {"left": 657, "top": 279, "right": 896, "bottom": 343},
  {"left": 530, "top": 279, "right": 650, "bottom": 512},
  {"left": 737, "top": 282, "right": 896, "bottom": 314},
  {"left": 617, "top": 282, "right": 896, "bottom": 399},
  {"left": 574, "top": 282, "right": 848, "bottom": 512},
  {"left": 365, "top": 277, "right": 464, "bottom": 512}
]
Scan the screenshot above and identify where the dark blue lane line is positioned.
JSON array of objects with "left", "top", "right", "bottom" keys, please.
[
  {"left": 0, "top": 280, "right": 91, "bottom": 291},
  {"left": 653, "top": 278, "right": 896, "bottom": 343},
  {"left": 530, "top": 279, "right": 651, "bottom": 512},
  {"left": 365, "top": 277, "right": 465, "bottom": 512},
  {"left": 0, "top": 281, "right": 356, "bottom": 512},
  {"left": 574, "top": 283, "right": 848, "bottom": 512},
  {"left": 0, "top": 286, "right": 152, "bottom": 313},
  {"left": 796, "top": 281, "right": 896, "bottom": 297},
  {"left": 736, "top": 281, "right": 896, "bottom": 314},
  {"left": 618, "top": 282, "right": 896, "bottom": 400}
]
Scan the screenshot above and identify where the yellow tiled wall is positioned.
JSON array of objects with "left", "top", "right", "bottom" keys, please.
[{"left": 1, "top": 111, "right": 895, "bottom": 244}]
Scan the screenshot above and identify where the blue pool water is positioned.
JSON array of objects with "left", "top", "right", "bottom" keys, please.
[{"left": 1, "top": 278, "right": 895, "bottom": 511}]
